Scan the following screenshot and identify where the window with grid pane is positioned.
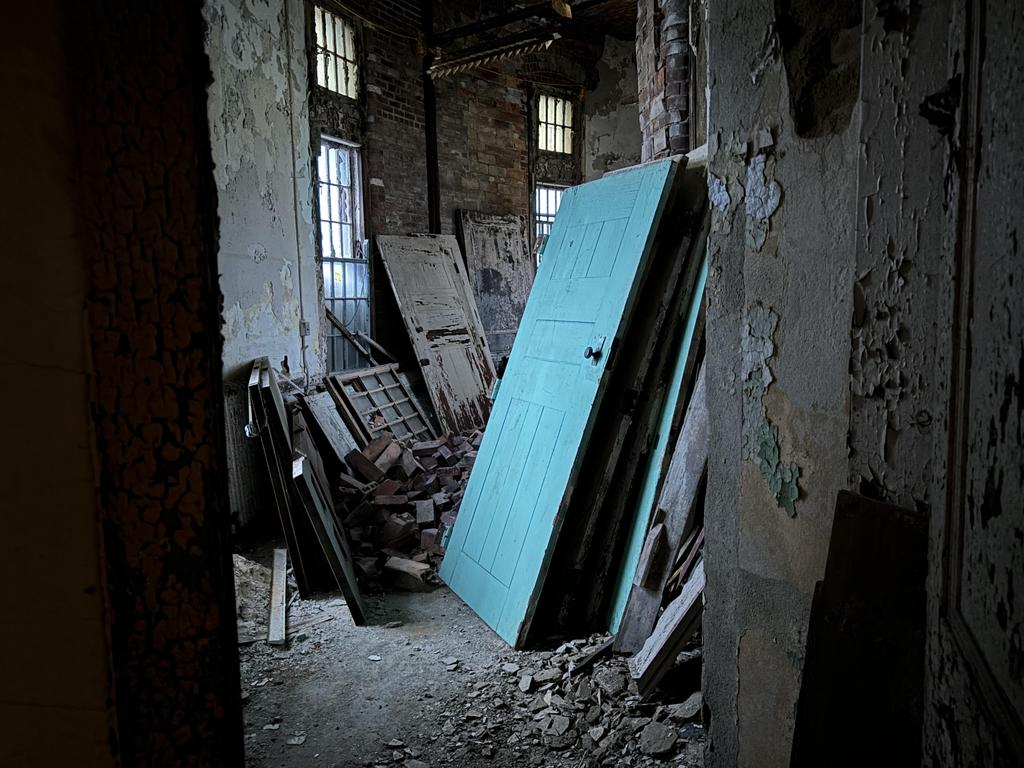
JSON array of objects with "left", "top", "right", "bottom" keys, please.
[
  {"left": 537, "top": 94, "right": 574, "bottom": 154},
  {"left": 534, "top": 183, "right": 566, "bottom": 265},
  {"left": 314, "top": 7, "right": 359, "bottom": 99},
  {"left": 318, "top": 138, "right": 368, "bottom": 372}
]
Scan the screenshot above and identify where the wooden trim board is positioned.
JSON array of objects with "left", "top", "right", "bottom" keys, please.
[{"left": 268, "top": 548, "right": 288, "bottom": 645}]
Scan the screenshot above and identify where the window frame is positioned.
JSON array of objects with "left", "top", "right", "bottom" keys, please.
[
  {"left": 533, "top": 182, "right": 568, "bottom": 264},
  {"left": 313, "top": 6, "right": 360, "bottom": 100},
  {"left": 316, "top": 135, "right": 369, "bottom": 373},
  {"left": 536, "top": 93, "right": 575, "bottom": 155}
]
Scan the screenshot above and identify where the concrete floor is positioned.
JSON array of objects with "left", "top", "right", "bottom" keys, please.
[{"left": 239, "top": 577, "right": 704, "bottom": 767}]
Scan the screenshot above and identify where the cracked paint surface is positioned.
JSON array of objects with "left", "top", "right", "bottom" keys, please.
[{"left": 742, "top": 302, "right": 800, "bottom": 516}]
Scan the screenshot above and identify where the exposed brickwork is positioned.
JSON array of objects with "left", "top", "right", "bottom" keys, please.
[
  {"left": 637, "top": 0, "right": 690, "bottom": 160},
  {"left": 435, "top": 68, "right": 531, "bottom": 232}
]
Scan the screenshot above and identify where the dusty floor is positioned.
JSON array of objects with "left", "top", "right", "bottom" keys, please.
[{"left": 238, "top": 558, "right": 704, "bottom": 768}]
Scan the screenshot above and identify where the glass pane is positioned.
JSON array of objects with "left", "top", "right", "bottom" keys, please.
[
  {"left": 334, "top": 15, "right": 344, "bottom": 58},
  {"left": 342, "top": 223, "right": 353, "bottom": 259},
  {"left": 331, "top": 223, "right": 343, "bottom": 261},
  {"left": 333, "top": 265, "right": 346, "bottom": 299},
  {"left": 315, "top": 9, "right": 325, "bottom": 49},
  {"left": 330, "top": 184, "right": 342, "bottom": 223},
  {"left": 318, "top": 145, "right": 328, "bottom": 179},
  {"left": 339, "top": 185, "right": 351, "bottom": 223},
  {"left": 319, "top": 183, "right": 330, "bottom": 221},
  {"left": 322, "top": 262, "right": 332, "bottom": 299},
  {"left": 346, "top": 63, "right": 359, "bottom": 99},
  {"left": 337, "top": 148, "right": 351, "bottom": 186},
  {"left": 321, "top": 222, "right": 334, "bottom": 259},
  {"left": 565, "top": 128, "right": 572, "bottom": 154},
  {"left": 564, "top": 101, "right": 573, "bottom": 128},
  {"left": 344, "top": 23, "right": 357, "bottom": 64}
]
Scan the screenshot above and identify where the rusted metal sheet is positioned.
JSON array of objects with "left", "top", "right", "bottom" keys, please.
[
  {"left": 456, "top": 210, "right": 535, "bottom": 362},
  {"left": 376, "top": 235, "right": 496, "bottom": 433}
]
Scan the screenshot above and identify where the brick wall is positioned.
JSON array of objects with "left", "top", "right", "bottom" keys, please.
[
  {"left": 637, "top": 0, "right": 690, "bottom": 160},
  {"left": 434, "top": 68, "right": 531, "bottom": 233}
]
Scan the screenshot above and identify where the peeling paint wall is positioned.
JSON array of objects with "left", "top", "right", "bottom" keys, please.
[
  {"left": 204, "top": 0, "right": 323, "bottom": 526},
  {"left": 851, "top": 0, "right": 1024, "bottom": 764},
  {"left": 205, "top": 0, "right": 321, "bottom": 382},
  {"left": 703, "top": 0, "right": 859, "bottom": 764},
  {"left": 583, "top": 36, "right": 641, "bottom": 180}
]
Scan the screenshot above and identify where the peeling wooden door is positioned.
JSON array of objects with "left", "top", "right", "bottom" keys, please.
[
  {"left": 456, "top": 211, "right": 534, "bottom": 363},
  {"left": 439, "top": 159, "right": 680, "bottom": 646},
  {"left": 376, "top": 235, "right": 495, "bottom": 434},
  {"left": 932, "top": 0, "right": 1024, "bottom": 761}
]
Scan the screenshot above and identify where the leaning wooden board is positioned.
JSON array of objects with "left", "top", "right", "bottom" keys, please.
[
  {"left": 376, "top": 235, "right": 496, "bottom": 434},
  {"left": 456, "top": 210, "right": 535, "bottom": 362},
  {"left": 614, "top": 363, "right": 709, "bottom": 653},
  {"left": 439, "top": 159, "right": 681, "bottom": 646},
  {"left": 628, "top": 557, "right": 705, "bottom": 696}
]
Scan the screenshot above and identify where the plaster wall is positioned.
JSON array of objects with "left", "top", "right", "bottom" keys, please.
[
  {"left": 0, "top": 4, "right": 116, "bottom": 764},
  {"left": 583, "top": 36, "right": 642, "bottom": 181},
  {"left": 204, "top": 0, "right": 322, "bottom": 384},
  {"left": 702, "top": 1, "right": 859, "bottom": 765}
]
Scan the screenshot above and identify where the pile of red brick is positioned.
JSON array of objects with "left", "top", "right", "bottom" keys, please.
[{"left": 337, "top": 431, "right": 481, "bottom": 591}]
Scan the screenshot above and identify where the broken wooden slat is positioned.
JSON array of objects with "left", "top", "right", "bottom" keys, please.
[
  {"left": 268, "top": 548, "right": 288, "bottom": 645},
  {"left": 292, "top": 455, "right": 367, "bottom": 625},
  {"left": 456, "top": 210, "right": 534, "bottom": 362},
  {"left": 628, "top": 558, "right": 704, "bottom": 696},
  {"left": 633, "top": 522, "right": 668, "bottom": 589},
  {"left": 615, "top": 363, "right": 709, "bottom": 653},
  {"left": 325, "top": 307, "right": 376, "bottom": 365},
  {"left": 301, "top": 390, "right": 361, "bottom": 476},
  {"left": 376, "top": 234, "right": 496, "bottom": 433}
]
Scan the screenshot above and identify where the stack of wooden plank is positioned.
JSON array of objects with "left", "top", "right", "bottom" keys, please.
[
  {"left": 246, "top": 358, "right": 366, "bottom": 625},
  {"left": 248, "top": 353, "right": 482, "bottom": 617},
  {"left": 438, "top": 151, "right": 710, "bottom": 659}
]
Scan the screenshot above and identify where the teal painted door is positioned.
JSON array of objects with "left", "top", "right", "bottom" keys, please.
[{"left": 439, "top": 159, "right": 680, "bottom": 646}]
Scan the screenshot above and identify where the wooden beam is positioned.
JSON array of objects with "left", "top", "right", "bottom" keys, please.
[
  {"left": 628, "top": 558, "right": 704, "bottom": 696},
  {"left": 268, "top": 548, "right": 288, "bottom": 646},
  {"left": 615, "top": 363, "right": 709, "bottom": 653}
]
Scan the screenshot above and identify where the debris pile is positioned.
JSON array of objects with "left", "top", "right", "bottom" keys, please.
[
  {"left": 373, "top": 633, "right": 706, "bottom": 767},
  {"left": 334, "top": 430, "right": 481, "bottom": 591}
]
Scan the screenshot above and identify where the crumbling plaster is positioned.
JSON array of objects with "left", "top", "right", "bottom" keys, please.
[
  {"left": 583, "top": 36, "right": 642, "bottom": 181},
  {"left": 703, "top": 0, "right": 858, "bottom": 765},
  {"left": 850, "top": 0, "right": 1024, "bottom": 764},
  {"left": 204, "top": 0, "right": 322, "bottom": 383}
]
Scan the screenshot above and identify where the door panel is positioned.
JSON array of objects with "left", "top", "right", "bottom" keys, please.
[
  {"left": 376, "top": 235, "right": 496, "bottom": 434},
  {"left": 439, "top": 159, "right": 680, "bottom": 645}
]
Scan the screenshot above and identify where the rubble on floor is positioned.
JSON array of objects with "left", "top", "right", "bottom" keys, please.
[
  {"left": 237, "top": 587, "right": 705, "bottom": 768},
  {"left": 416, "top": 634, "right": 705, "bottom": 768}
]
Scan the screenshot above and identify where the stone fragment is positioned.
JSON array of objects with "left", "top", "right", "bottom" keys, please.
[
  {"left": 639, "top": 722, "right": 678, "bottom": 756},
  {"left": 666, "top": 692, "right": 702, "bottom": 722},
  {"left": 588, "top": 725, "right": 606, "bottom": 742},
  {"left": 592, "top": 667, "right": 627, "bottom": 696},
  {"left": 518, "top": 673, "right": 533, "bottom": 692},
  {"left": 533, "top": 668, "right": 562, "bottom": 684},
  {"left": 501, "top": 662, "right": 521, "bottom": 674}
]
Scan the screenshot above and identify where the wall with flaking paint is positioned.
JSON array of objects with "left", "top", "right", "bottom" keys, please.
[
  {"left": 703, "top": 0, "right": 859, "bottom": 765},
  {"left": 205, "top": 0, "right": 322, "bottom": 384},
  {"left": 583, "top": 36, "right": 641, "bottom": 181},
  {"left": 852, "top": 0, "right": 1024, "bottom": 764}
]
